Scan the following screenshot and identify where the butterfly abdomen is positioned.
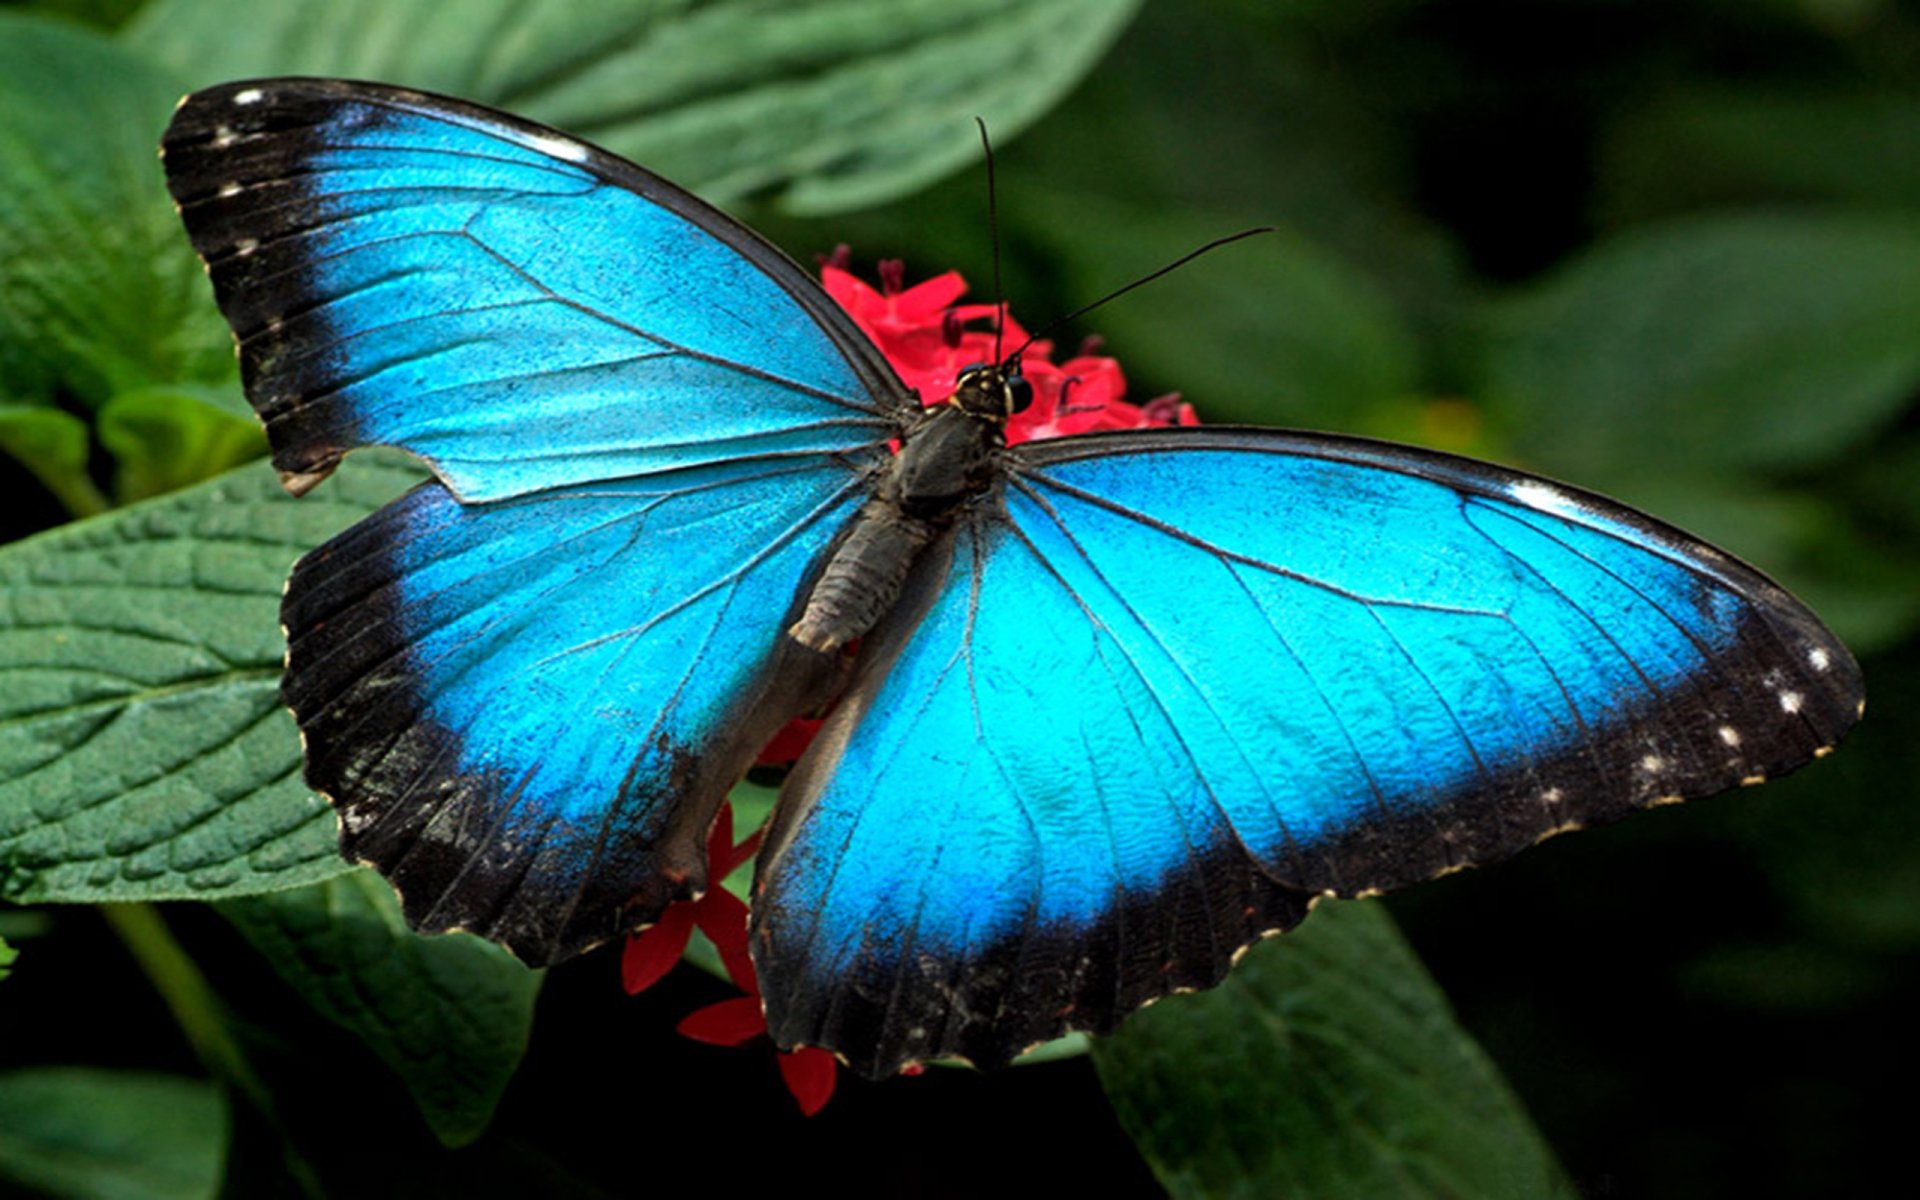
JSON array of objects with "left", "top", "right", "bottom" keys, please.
[
  {"left": 790, "top": 404, "right": 1004, "bottom": 651},
  {"left": 790, "top": 498, "right": 936, "bottom": 651}
]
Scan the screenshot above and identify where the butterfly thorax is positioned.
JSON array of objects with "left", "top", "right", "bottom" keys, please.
[{"left": 787, "top": 367, "right": 1022, "bottom": 652}]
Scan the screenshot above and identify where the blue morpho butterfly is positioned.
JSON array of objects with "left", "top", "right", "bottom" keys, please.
[{"left": 162, "top": 78, "right": 1863, "bottom": 1079}]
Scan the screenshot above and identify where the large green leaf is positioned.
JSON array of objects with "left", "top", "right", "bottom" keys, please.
[
  {"left": 0, "top": 455, "right": 421, "bottom": 905},
  {"left": 1093, "top": 901, "right": 1570, "bottom": 1200},
  {"left": 0, "top": 14, "right": 230, "bottom": 414},
  {"left": 124, "top": 0, "right": 1142, "bottom": 214},
  {"left": 1475, "top": 211, "right": 1920, "bottom": 483},
  {"left": 0, "top": 933, "right": 14, "bottom": 981},
  {"left": 0, "top": 1068, "right": 226, "bottom": 1200},
  {"left": 220, "top": 872, "right": 542, "bottom": 1148}
]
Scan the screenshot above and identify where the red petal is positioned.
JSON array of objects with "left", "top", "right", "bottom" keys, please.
[
  {"left": 890, "top": 270, "right": 968, "bottom": 321},
  {"left": 777, "top": 1048, "right": 839, "bottom": 1116},
  {"left": 676, "top": 996, "right": 767, "bottom": 1046},
  {"left": 621, "top": 905, "right": 695, "bottom": 995},
  {"left": 821, "top": 265, "right": 883, "bottom": 317},
  {"left": 721, "top": 827, "right": 763, "bottom": 876},
  {"left": 756, "top": 716, "right": 823, "bottom": 766},
  {"left": 706, "top": 801, "right": 734, "bottom": 869},
  {"left": 692, "top": 886, "right": 757, "bottom": 992},
  {"left": 1059, "top": 355, "right": 1127, "bottom": 403}
]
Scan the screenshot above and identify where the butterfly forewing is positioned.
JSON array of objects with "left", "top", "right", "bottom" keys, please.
[{"left": 161, "top": 78, "right": 905, "bottom": 501}]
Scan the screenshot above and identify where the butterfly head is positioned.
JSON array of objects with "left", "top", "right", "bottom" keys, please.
[{"left": 950, "top": 361, "right": 1034, "bottom": 423}]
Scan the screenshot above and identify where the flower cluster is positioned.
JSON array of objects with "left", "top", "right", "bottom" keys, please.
[
  {"left": 621, "top": 801, "right": 837, "bottom": 1114},
  {"left": 819, "top": 250, "right": 1197, "bottom": 444},
  {"left": 624, "top": 258, "right": 1195, "bottom": 1113}
]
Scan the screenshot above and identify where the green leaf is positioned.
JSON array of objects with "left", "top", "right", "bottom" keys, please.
[
  {"left": 25, "top": 0, "right": 150, "bottom": 32},
  {"left": 219, "top": 872, "right": 542, "bottom": 1148},
  {"left": 96, "top": 386, "right": 268, "bottom": 504},
  {"left": 0, "top": 1068, "right": 226, "bottom": 1200},
  {"left": 0, "top": 933, "right": 14, "bottom": 981},
  {"left": 0, "top": 403, "right": 107, "bottom": 518},
  {"left": 989, "top": 0, "right": 1463, "bottom": 324},
  {"left": 1475, "top": 211, "right": 1920, "bottom": 482},
  {"left": 1093, "top": 901, "right": 1571, "bottom": 1200},
  {"left": 1600, "top": 85, "right": 1920, "bottom": 225},
  {"left": 1016, "top": 192, "right": 1420, "bottom": 428},
  {"left": 0, "top": 13, "right": 231, "bottom": 412},
  {"left": 0, "top": 454, "right": 422, "bottom": 906},
  {"left": 124, "top": 0, "right": 1143, "bottom": 214}
]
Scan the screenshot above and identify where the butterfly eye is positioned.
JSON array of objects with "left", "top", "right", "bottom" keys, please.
[{"left": 1007, "top": 376, "right": 1034, "bottom": 414}]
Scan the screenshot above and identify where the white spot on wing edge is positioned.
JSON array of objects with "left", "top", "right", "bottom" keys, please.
[
  {"left": 218, "top": 182, "right": 242, "bottom": 198},
  {"left": 233, "top": 87, "right": 265, "bottom": 106},
  {"left": 525, "top": 131, "right": 590, "bottom": 164},
  {"left": 1718, "top": 725, "right": 1742, "bottom": 747},
  {"left": 1779, "top": 690, "right": 1804, "bottom": 714},
  {"left": 1809, "top": 647, "right": 1831, "bottom": 672},
  {"left": 1506, "top": 479, "right": 1583, "bottom": 518},
  {"left": 1640, "top": 754, "right": 1665, "bottom": 772}
]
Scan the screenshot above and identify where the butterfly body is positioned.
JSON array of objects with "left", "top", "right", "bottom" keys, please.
[
  {"left": 162, "top": 78, "right": 1863, "bottom": 1079},
  {"left": 792, "top": 369, "right": 1019, "bottom": 650}
]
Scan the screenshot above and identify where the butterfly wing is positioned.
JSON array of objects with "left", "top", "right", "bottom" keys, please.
[
  {"left": 161, "top": 78, "right": 903, "bottom": 500},
  {"left": 162, "top": 79, "right": 907, "bottom": 962},
  {"left": 751, "top": 427, "right": 1862, "bottom": 1077}
]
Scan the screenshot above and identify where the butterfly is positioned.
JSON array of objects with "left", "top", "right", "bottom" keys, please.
[{"left": 161, "top": 78, "right": 1863, "bottom": 1080}]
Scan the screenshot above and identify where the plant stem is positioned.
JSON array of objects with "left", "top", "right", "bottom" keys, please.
[{"left": 101, "top": 902, "right": 326, "bottom": 1200}]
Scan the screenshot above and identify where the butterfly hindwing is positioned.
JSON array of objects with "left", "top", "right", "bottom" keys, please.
[
  {"left": 161, "top": 78, "right": 903, "bottom": 501},
  {"left": 284, "top": 458, "right": 870, "bottom": 963},
  {"left": 751, "top": 427, "right": 1862, "bottom": 1077}
]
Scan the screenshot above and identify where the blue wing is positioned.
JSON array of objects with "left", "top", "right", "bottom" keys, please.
[
  {"left": 286, "top": 458, "right": 866, "bottom": 961},
  {"left": 162, "top": 79, "right": 906, "bottom": 961},
  {"left": 162, "top": 78, "right": 903, "bottom": 500},
  {"left": 751, "top": 428, "right": 1862, "bottom": 1077}
]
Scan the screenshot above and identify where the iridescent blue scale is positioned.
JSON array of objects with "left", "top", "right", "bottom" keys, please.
[{"left": 163, "top": 78, "right": 1862, "bottom": 1080}]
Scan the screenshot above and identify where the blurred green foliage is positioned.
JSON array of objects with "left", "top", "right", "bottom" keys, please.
[{"left": 0, "top": 0, "right": 1915, "bottom": 1197}]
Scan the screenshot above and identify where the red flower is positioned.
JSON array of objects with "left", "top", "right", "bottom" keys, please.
[
  {"left": 622, "top": 801, "right": 838, "bottom": 1114},
  {"left": 819, "top": 254, "right": 1197, "bottom": 449},
  {"left": 635, "top": 259, "right": 1193, "bottom": 1112},
  {"left": 620, "top": 801, "right": 759, "bottom": 995},
  {"left": 752, "top": 714, "right": 824, "bottom": 768}
]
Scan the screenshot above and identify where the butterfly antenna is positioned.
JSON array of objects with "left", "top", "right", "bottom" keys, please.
[
  {"left": 976, "top": 118, "right": 1008, "bottom": 367},
  {"left": 1006, "top": 226, "right": 1276, "bottom": 364}
]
